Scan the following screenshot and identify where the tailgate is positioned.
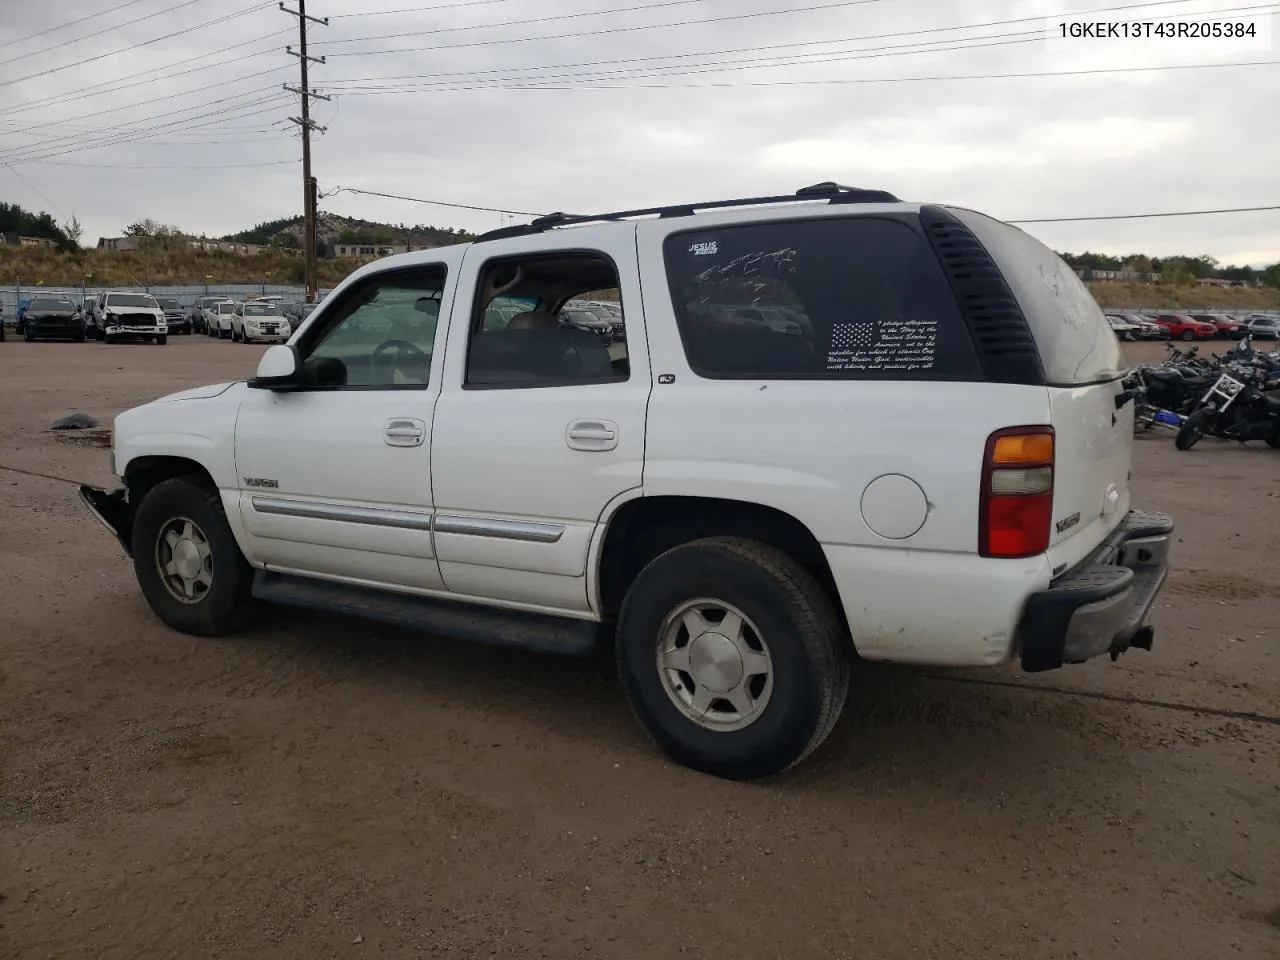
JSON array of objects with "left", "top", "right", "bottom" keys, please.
[{"left": 1045, "top": 380, "right": 1133, "bottom": 571}]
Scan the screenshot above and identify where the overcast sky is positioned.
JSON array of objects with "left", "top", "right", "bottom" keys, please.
[{"left": 1, "top": 0, "right": 1277, "bottom": 265}]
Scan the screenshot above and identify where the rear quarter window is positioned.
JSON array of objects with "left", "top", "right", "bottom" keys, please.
[
  {"left": 947, "top": 208, "right": 1126, "bottom": 386},
  {"left": 662, "top": 216, "right": 983, "bottom": 381}
]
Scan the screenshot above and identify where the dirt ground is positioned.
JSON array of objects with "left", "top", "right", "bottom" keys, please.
[{"left": 1, "top": 335, "right": 1277, "bottom": 960}]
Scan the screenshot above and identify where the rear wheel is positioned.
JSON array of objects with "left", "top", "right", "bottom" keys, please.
[
  {"left": 1176, "top": 408, "right": 1213, "bottom": 450},
  {"left": 156, "top": 334, "right": 168, "bottom": 345},
  {"left": 1181, "top": 329, "right": 1196, "bottom": 341},
  {"left": 131, "top": 476, "right": 257, "bottom": 636},
  {"left": 616, "top": 536, "right": 850, "bottom": 780}
]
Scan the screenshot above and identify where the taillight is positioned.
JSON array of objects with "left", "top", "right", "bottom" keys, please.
[{"left": 980, "top": 426, "right": 1054, "bottom": 558}]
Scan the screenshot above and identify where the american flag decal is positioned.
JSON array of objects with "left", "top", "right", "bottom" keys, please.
[{"left": 830, "top": 322, "right": 877, "bottom": 350}]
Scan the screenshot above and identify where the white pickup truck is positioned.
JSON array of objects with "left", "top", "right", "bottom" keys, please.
[{"left": 80, "top": 182, "right": 1174, "bottom": 780}]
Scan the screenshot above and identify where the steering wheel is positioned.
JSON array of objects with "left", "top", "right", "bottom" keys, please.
[{"left": 371, "top": 339, "right": 430, "bottom": 381}]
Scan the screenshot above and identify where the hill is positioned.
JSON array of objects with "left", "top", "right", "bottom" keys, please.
[{"left": 224, "top": 213, "right": 473, "bottom": 251}]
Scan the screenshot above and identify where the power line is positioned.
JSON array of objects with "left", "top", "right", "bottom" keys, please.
[
  {"left": 337, "top": 58, "right": 1280, "bottom": 94},
  {"left": 316, "top": 0, "right": 856, "bottom": 46},
  {"left": 1008, "top": 205, "right": 1280, "bottom": 224},
  {"left": 23, "top": 158, "right": 296, "bottom": 169},
  {"left": 0, "top": 35, "right": 289, "bottom": 119},
  {"left": 329, "top": 0, "right": 517, "bottom": 15},
  {"left": 323, "top": 185, "right": 545, "bottom": 217},
  {"left": 282, "top": 0, "right": 329, "bottom": 303},
  {"left": 1, "top": 64, "right": 292, "bottom": 137},
  {"left": 0, "top": 0, "right": 156, "bottom": 51},
  {"left": 0, "top": 86, "right": 287, "bottom": 162},
  {"left": 0, "top": 0, "right": 204, "bottom": 68},
  {"left": 315, "top": 0, "right": 1249, "bottom": 89},
  {"left": 323, "top": 0, "right": 891, "bottom": 57},
  {"left": 4, "top": 162, "right": 70, "bottom": 221},
  {"left": 0, "top": 96, "right": 293, "bottom": 164},
  {"left": 0, "top": 1, "right": 274, "bottom": 89}
]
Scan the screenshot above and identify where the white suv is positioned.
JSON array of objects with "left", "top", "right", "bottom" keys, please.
[
  {"left": 78, "top": 182, "right": 1173, "bottom": 780},
  {"left": 231, "top": 301, "right": 290, "bottom": 343}
]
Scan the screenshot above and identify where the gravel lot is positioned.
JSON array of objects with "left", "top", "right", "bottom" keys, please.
[{"left": 2, "top": 336, "right": 1278, "bottom": 960}]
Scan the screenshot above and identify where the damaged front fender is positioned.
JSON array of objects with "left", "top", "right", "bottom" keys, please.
[{"left": 79, "top": 485, "right": 134, "bottom": 557}]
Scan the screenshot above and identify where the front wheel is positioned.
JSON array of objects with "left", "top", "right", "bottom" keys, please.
[
  {"left": 1176, "top": 408, "right": 1214, "bottom": 450},
  {"left": 155, "top": 334, "right": 168, "bottom": 345},
  {"left": 616, "top": 536, "right": 850, "bottom": 780},
  {"left": 131, "top": 476, "right": 257, "bottom": 636}
]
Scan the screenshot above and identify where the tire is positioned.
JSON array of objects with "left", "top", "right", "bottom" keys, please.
[
  {"left": 104, "top": 333, "right": 116, "bottom": 345},
  {"left": 74, "top": 332, "right": 85, "bottom": 343},
  {"left": 616, "top": 536, "right": 850, "bottom": 780},
  {"left": 24, "top": 327, "right": 35, "bottom": 342},
  {"left": 156, "top": 334, "right": 168, "bottom": 345},
  {"left": 95, "top": 326, "right": 105, "bottom": 341},
  {"left": 1176, "top": 408, "right": 1213, "bottom": 450},
  {"left": 131, "top": 476, "right": 257, "bottom": 636},
  {"left": 1180, "top": 329, "right": 1196, "bottom": 341}
]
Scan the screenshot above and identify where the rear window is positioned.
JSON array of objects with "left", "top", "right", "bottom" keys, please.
[
  {"left": 662, "top": 216, "right": 983, "bottom": 380},
  {"left": 948, "top": 208, "right": 1125, "bottom": 385}
]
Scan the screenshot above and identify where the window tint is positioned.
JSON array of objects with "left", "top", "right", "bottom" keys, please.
[
  {"left": 29, "top": 298, "right": 74, "bottom": 311},
  {"left": 949, "top": 208, "right": 1125, "bottom": 385},
  {"left": 466, "top": 253, "right": 628, "bottom": 388},
  {"left": 305, "top": 265, "right": 446, "bottom": 389},
  {"left": 663, "top": 217, "right": 981, "bottom": 380}
]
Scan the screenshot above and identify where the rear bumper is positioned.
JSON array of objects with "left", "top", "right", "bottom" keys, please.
[
  {"left": 79, "top": 485, "right": 133, "bottom": 556},
  {"left": 1017, "top": 509, "right": 1174, "bottom": 673}
]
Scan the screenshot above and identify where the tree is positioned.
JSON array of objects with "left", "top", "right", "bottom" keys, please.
[
  {"left": 63, "top": 214, "right": 82, "bottom": 249},
  {"left": 123, "top": 218, "right": 182, "bottom": 238}
]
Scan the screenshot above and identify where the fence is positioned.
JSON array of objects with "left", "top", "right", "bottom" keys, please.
[{"left": 0, "top": 283, "right": 333, "bottom": 316}]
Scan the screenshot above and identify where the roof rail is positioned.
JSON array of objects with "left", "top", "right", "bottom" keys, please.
[{"left": 471, "top": 181, "right": 900, "bottom": 243}]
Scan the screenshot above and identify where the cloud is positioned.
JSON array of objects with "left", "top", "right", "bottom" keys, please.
[{"left": 0, "top": 0, "right": 1275, "bottom": 265}]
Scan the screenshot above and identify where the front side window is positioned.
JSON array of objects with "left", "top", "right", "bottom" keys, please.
[
  {"left": 302, "top": 265, "right": 446, "bottom": 389},
  {"left": 465, "top": 252, "right": 628, "bottom": 389},
  {"left": 663, "top": 217, "right": 981, "bottom": 380}
]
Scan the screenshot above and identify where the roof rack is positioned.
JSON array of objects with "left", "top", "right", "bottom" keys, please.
[{"left": 472, "top": 181, "right": 900, "bottom": 243}]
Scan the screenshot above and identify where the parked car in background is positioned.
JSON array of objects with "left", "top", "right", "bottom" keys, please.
[
  {"left": 1188, "top": 313, "right": 1243, "bottom": 339},
  {"left": 1242, "top": 316, "right": 1280, "bottom": 340},
  {"left": 284, "top": 300, "right": 318, "bottom": 333},
  {"left": 201, "top": 299, "right": 233, "bottom": 336},
  {"left": 1105, "top": 314, "right": 1140, "bottom": 340},
  {"left": 1105, "top": 313, "right": 1170, "bottom": 341},
  {"left": 190, "top": 297, "right": 225, "bottom": 334},
  {"left": 209, "top": 301, "right": 240, "bottom": 339},
  {"left": 155, "top": 297, "right": 189, "bottom": 335},
  {"left": 1152, "top": 313, "right": 1216, "bottom": 341},
  {"left": 90, "top": 291, "right": 168, "bottom": 344},
  {"left": 559, "top": 306, "right": 614, "bottom": 340},
  {"left": 231, "top": 301, "right": 289, "bottom": 343},
  {"left": 18, "top": 296, "right": 84, "bottom": 342}
]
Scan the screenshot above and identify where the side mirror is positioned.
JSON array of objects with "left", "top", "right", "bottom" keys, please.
[{"left": 248, "top": 344, "right": 302, "bottom": 390}]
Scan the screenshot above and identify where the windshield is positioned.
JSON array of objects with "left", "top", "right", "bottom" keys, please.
[
  {"left": 243, "top": 304, "right": 281, "bottom": 316},
  {"left": 216, "top": 303, "right": 237, "bottom": 314},
  {"left": 106, "top": 294, "right": 158, "bottom": 308},
  {"left": 30, "top": 298, "right": 75, "bottom": 311}
]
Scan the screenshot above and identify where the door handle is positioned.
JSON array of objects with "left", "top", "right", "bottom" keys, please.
[
  {"left": 566, "top": 419, "right": 619, "bottom": 451},
  {"left": 385, "top": 417, "right": 426, "bottom": 447}
]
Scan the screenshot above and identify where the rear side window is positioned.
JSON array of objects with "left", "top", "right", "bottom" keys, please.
[
  {"left": 662, "top": 217, "right": 982, "bottom": 380},
  {"left": 947, "top": 208, "right": 1125, "bottom": 385}
]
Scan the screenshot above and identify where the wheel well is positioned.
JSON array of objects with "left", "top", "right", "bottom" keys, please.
[
  {"left": 124, "top": 456, "right": 216, "bottom": 504},
  {"left": 598, "top": 496, "right": 845, "bottom": 625}
]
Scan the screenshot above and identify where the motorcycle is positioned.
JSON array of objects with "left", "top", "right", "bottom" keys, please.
[{"left": 1174, "top": 359, "right": 1280, "bottom": 450}]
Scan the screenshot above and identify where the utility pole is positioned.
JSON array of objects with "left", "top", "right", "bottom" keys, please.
[{"left": 281, "top": 0, "right": 328, "bottom": 303}]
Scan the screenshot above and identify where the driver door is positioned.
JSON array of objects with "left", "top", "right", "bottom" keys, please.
[{"left": 232, "top": 257, "right": 459, "bottom": 592}]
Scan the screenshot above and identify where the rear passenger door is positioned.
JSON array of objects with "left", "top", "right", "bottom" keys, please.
[{"left": 429, "top": 232, "right": 651, "bottom": 613}]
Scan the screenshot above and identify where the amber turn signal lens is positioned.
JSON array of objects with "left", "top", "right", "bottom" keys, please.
[{"left": 990, "top": 432, "right": 1054, "bottom": 466}]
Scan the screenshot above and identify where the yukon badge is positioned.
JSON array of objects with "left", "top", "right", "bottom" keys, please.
[
  {"left": 1055, "top": 511, "right": 1081, "bottom": 534},
  {"left": 243, "top": 477, "right": 279, "bottom": 489}
]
